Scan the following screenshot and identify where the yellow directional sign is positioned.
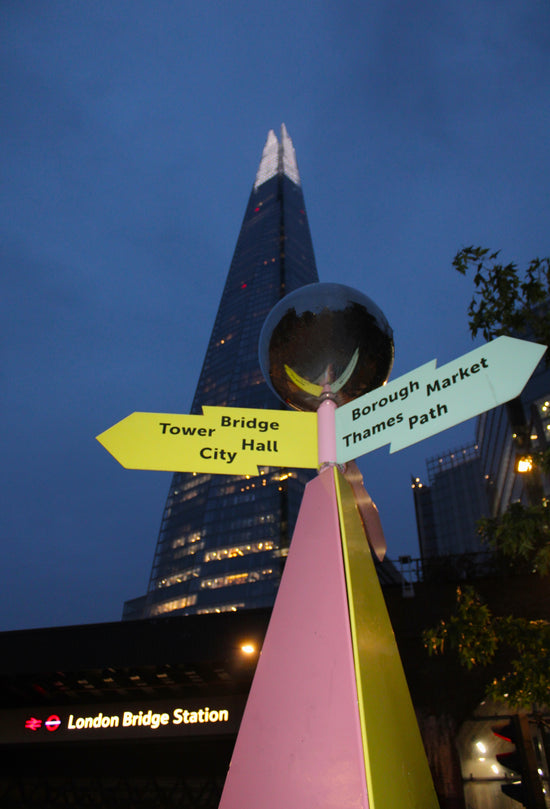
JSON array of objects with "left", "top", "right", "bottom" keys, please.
[{"left": 96, "top": 406, "right": 318, "bottom": 475}]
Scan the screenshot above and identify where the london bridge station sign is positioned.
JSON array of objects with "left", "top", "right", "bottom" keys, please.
[
  {"left": 97, "top": 337, "right": 546, "bottom": 473},
  {"left": 1, "top": 696, "right": 246, "bottom": 744}
]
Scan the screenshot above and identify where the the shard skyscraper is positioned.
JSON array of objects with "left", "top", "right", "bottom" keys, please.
[{"left": 123, "top": 125, "right": 319, "bottom": 619}]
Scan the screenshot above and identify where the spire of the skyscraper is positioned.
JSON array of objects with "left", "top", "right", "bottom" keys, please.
[
  {"left": 254, "top": 129, "right": 279, "bottom": 190},
  {"left": 254, "top": 124, "right": 301, "bottom": 190},
  {"left": 279, "top": 123, "right": 300, "bottom": 187}
]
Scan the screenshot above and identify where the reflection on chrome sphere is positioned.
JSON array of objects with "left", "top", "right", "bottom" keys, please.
[{"left": 259, "top": 283, "right": 394, "bottom": 411}]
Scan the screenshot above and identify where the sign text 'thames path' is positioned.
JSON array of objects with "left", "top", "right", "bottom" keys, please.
[
  {"left": 335, "top": 336, "right": 546, "bottom": 464},
  {"left": 96, "top": 406, "right": 317, "bottom": 475}
]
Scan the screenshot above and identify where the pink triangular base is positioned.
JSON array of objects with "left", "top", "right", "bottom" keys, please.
[{"left": 218, "top": 471, "right": 369, "bottom": 809}]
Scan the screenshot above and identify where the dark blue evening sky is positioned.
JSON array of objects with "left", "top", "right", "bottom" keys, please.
[{"left": 2, "top": 1, "right": 550, "bottom": 630}]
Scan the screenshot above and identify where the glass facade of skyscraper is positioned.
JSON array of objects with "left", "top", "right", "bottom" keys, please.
[
  {"left": 412, "top": 443, "right": 489, "bottom": 560},
  {"left": 123, "top": 126, "right": 319, "bottom": 619},
  {"left": 476, "top": 355, "right": 550, "bottom": 517}
]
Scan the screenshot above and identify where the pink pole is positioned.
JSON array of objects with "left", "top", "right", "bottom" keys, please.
[
  {"left": 317, "top": 390, "right": 337, "bottom": 468},
  {"left": 217, "top": 470, "right": 370, "bottom": 808}
]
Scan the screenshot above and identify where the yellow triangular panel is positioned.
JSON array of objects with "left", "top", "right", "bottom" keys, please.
[{"left": 334, "top": 468, "right": 440, "bottom": 809}]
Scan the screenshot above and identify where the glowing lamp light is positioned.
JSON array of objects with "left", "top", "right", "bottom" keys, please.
[
  {"left": 476, "top": 741, "right": 487, "bottom": 754},
  {"left": 240, "top": 643, "right": 256, "bottom": 655},
  {"left": 516, "top": 456, "right": 534, "bottom": 473}
]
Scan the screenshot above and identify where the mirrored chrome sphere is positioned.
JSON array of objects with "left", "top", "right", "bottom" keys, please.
[{"left": 259, "top": 282, "right": 394, "bottom": 411}]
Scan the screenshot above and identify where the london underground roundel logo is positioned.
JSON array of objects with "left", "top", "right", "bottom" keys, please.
[{"left": 45, "top": 714, "right": 61, "bottom": 732}]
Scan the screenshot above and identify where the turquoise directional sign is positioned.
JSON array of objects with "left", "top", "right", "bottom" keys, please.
[{"left": 335, "top": 336, "right": 546, "bottom": 464}]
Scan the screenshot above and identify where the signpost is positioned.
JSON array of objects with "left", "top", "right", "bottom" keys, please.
[
  {"left": 96, "top": 276, "right": 547, "bottom": 809},
  {"left": 98, "top": 337, "right": 546, "bottom": 473}
]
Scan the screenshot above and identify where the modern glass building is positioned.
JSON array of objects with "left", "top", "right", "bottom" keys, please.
[
  {"left": 412, "top": 443, "right": 490, "bottom": 561},
  {"left": 123, "top": 125, "right": 319, "bottom": 619},
  {"left": 476, "top": 356, "right": 550, "bottom": 517}
]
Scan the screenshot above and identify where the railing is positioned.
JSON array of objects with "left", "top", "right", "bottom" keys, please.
[{"left": 392, "top": 551, "right": 506, "bottom": 587}]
